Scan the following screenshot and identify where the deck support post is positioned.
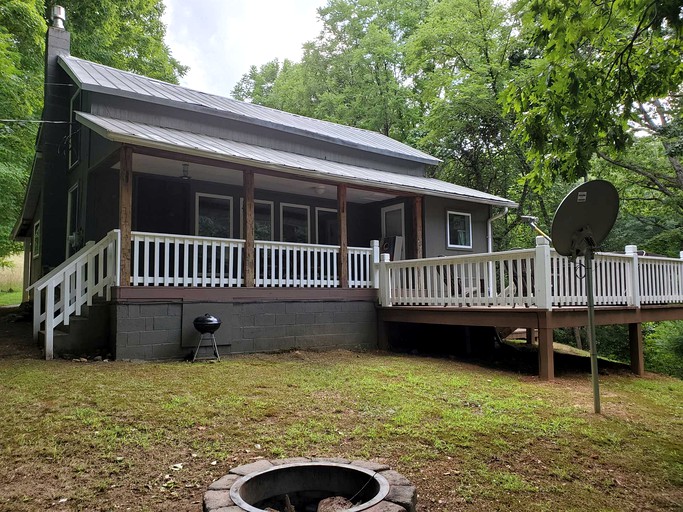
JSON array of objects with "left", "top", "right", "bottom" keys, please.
[
  {"left": 243, "top": 170, "right": 255, "bottom": 287},
  {"left": 629, "top": 322, "right": 644, "bottom": 376},
  {"left": 118, "top": 146, "right": 133, "bottom": 286},
  {"left": 413, "top": 196, "right": 423, "bottom": 259},
  {"left": 338, "top": 184, "right": 348, "bottom": 288},
  {"left": 538, "top": 312, "right": 554, "bottom": 381}
]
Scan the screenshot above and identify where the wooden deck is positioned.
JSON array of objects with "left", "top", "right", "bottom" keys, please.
[{"left": 377, "top": 304, "right": 683, "bottom": 381}]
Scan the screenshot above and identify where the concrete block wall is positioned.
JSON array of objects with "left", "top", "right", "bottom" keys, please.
[{"left": 112, "top": 300, "right": 377, "bottom": 360}]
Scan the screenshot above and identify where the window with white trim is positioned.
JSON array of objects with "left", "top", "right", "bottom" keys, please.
[
  {"left": 281, "top": 203, "right": 310, "bottom": 243},
  {"left": 196, "top": 193, "right": 232, "bottom": 238},
  {"left": 447, "top": 211, "right": 472, "bottom": 249}
]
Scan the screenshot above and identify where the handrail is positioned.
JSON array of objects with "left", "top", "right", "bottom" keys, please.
[
  {"left": 32, "top": 229, "right": 120, "bottom": 360},
  {"left": 27, "top": 241, "right": 95, "bottom": 292}
]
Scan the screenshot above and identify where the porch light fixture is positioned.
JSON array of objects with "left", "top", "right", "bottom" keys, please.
[
  {"left": 312, "top": 184, "right": 326, "bottom": 195},
  {"left": 181, "top": 163, "right": 191, "bottom": 180}
]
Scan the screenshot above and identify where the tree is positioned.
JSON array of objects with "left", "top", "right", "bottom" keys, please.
[
  {"left": 0, "top": 0, "right": 46, "bottom": 263},
  {"left": 0, "top": 0, "right": 185, "bottom": 263},
  {"left": 406, "top": 0, "right": 556, "bottom": 247},
  {"left": 232, "top": 0, "right": 430, "bottom": 141},
  {"left": 503, "top": 0, "right": 683, "bottom": 189},
  {"left": 49, "top": 0, "right": 186, "bottom": 82}
]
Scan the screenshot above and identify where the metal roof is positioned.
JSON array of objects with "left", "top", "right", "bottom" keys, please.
[
  {"left": 76, "top": 112, "right": 517, "bottom": 208},
  {"left": 60, "top": 55, "right": 440, "bottom": 166}
]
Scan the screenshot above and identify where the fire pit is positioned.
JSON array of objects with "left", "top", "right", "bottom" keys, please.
[{"left": 204, "top": 458, "right": 416, "bottom": 512}]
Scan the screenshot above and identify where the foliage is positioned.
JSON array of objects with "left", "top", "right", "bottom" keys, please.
[
  {"left": 48, "top": 0, "right": 187, "bottom": 82},
  {"left": 503, "top": 0, "right": 683, "bottom": 189},
  {"left": 645, "top": 321, "right": 683, "bottom": 378},
  {"left": 232, "top": 0, "right": 430, "bottom": 140},
  {"left": 0, "top": 0, "right": 46, "bottom": 262},
  {"left": 0, "top": 0, "right": 185, "bottom": 263}
]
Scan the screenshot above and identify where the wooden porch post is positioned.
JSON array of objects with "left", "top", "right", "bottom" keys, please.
[
  {"left": 629, "top": 322, "right": 644, "bottom": 376},
  {"left": 413, "top": 196, "right": 423, "bottom": 259},
  {"left": 338, "top": 184, "right": 348, "bottom": 288},
  {"left": 538, "top": 312, "right": 554, "bottom": 381},
  {"left": 119, "top": 146, "right": 133, "bottom": 286},
  {"left": 243, "top": 170, "right": 255, "bottom": 287}
]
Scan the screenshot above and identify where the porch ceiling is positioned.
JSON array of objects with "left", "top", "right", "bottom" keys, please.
[
  {"left": 77, "top": 111, "right": 518, "bottom": 208},
  {"left": 121, "top": 153, "right": 395, "bottom": 204}
]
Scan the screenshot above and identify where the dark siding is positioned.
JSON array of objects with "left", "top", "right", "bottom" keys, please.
[
  {"left": 85, "top": 168, "right": 119, "bottom": 241},
  {"left": 134, "top": 175, "right": 190, "bottom": 234}
]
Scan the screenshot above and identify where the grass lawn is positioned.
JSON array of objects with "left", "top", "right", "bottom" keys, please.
[{"left": 0, "top": 343, "right": 681, "bottom": 512}]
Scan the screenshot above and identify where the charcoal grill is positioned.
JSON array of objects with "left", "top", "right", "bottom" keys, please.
[{"left": 192, "top": 313, "right": 222, "bottom": 362}]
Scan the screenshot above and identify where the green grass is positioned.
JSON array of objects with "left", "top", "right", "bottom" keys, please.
[
  {"left": 0, "top": 351, "right": 681, "bottom": 511},
  {"left": 0, "top": 288, "right": 22, "bottom": 306}
]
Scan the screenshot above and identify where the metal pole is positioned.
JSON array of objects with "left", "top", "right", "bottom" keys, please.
[{"left": 585, "top": 247, "right": 601, "bottom": 414}]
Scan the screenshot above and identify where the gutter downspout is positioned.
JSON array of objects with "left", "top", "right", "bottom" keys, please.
[
  {"left": 486, "top": 207, "right": 508, "bottom": 298},
  {"left": 487, "top": 207, "right": 508, "bottom": 253}
]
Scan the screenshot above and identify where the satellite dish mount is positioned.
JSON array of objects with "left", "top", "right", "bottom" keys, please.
[{"left": 551, "top": 180, "right": 619, "bottom": 414}]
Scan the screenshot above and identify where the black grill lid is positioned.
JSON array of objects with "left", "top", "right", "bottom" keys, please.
[{"left": 193, "top": 314, "right": 222, "bottom": 334}]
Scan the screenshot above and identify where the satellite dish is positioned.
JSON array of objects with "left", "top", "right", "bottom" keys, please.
[
  {"left": 551, "top": 179, "right": 619, "bottom": 415},
  {"left": 551, "top": 180, "right": 619, "bottom": 258}
]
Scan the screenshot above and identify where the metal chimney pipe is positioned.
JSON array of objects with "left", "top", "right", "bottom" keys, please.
[{"left": 51, "top": 5, "right": 66, "bottom": 29}]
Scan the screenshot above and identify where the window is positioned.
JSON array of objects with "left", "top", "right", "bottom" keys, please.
[
  {"left": 315, "top": 207, "right": 338, "bottom": 245},
  {"left": 196, "top": 193, "right": 232, "bottom": 238},
  {"left": 281, "top": 204, "right": 310, "bottom": 243},
  {"left": 65, "top": 183, "right": 79, "bottom": 256},
  {"left": 240, "top": 199, "right": 274, "bottom": 240},
  {"left": 381, "top": 203, "right": 404, "bottom": 239},
  {"left": 447, "top": 211, "right": 472, "bottom": 249},
  {"left": 69, "top": 91, "right": 81, "bottom": 168},
  {"left": 33, "top": 221, "right": 41, "bottom": 259}
]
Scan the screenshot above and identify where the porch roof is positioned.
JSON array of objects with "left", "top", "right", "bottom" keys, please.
[{"left": 76, "top": 112, "right": 518, "bottom": 208}]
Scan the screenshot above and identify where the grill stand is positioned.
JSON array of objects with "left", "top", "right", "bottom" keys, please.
[{"left": 193, "top": 332, "right": 222, "bottom": 362}]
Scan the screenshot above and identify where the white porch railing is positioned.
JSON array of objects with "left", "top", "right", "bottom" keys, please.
[
  {"left": 378, "top": 237, "right": 683, "bottom": 309},
  {"left": 29, "top": 229, "right": 120, "bottom": 360},
  {"left": 131, "top": 232, "right": 377, "bottom": 289},
  {"left": 131, "top": 232, "right": 244, "bottom": 287}
]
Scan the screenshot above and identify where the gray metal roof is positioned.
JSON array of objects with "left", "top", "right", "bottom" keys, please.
[
  {"left": 76, "top": 112, "right": 517, "bottom": 208},
  {"left": 60, "top": 55, "right": 440, "bottom": 166}
]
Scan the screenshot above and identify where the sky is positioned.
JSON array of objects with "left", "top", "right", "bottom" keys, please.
[{"left": 162, "top": 0, "right": 326, "bottom": 97}]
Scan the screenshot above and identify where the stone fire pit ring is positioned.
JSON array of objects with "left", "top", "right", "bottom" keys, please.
[{"left": 203, "top": 457, "right": 417, "bottom": 512}]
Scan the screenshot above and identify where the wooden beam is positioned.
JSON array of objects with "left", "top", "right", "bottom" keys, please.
[
  {"left": 413, "top": 196, "right": 423, "bottom": 259},
  {"left": 243, "top": 170, "right": 255, "bottom": 287},
  {"left": 538, "top": 326, "right": 554, "bottom": 381},
  {"left": 119, "top": 146, "right": 133, "bottom": 286},
  {"left": 629, "top": 323, "right": 644, "bottom": 376},
  {"left": 338, "top": 184, "right": 348, "bottom": 288}
]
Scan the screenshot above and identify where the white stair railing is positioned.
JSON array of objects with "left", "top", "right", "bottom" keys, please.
[{"left": 28, "top": 229, "right": 120, "bottom": 360}]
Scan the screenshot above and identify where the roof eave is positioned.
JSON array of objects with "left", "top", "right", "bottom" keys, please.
[{"left": 78, "top": 114, "right": 516, "bottom": 209}]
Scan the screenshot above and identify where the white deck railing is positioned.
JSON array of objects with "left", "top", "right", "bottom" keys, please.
[
  {"left": 29, "top": 229, "right": 120, "bottom": 360},
  {"left": 378, "top": 237, "right": 683, "bottom": 309}
]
